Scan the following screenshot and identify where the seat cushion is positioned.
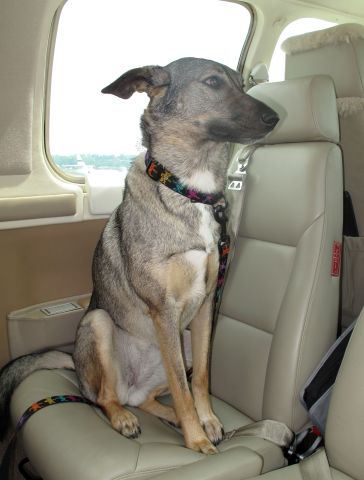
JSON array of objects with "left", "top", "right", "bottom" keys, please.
[
  {"left": 247, "top": 464, "right": 353, "bottom": 480},
  {"left": 11, "top": 369, "right": 284, "bottom": 480}
]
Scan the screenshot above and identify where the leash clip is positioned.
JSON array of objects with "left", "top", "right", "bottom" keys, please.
[{"left": 213, "top": 203, "right": 228, "bottom": 225}]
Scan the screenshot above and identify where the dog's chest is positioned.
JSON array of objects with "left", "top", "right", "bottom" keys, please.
[{"left": 195, "top": 203, "right": 219, "bottom": 252}]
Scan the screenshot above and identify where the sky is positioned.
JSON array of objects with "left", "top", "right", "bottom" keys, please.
[
  {"left": 49, "top": 0, "right": 335, "bottom": 158},
  {"left": 49, "top": 0, "right": 250, "bottom": 156}
]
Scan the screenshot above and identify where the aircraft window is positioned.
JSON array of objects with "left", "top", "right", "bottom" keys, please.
[
  {"left": 269, "top": 18, "right": 337, "bottom": 82},
  {"left": 48, "top": 0, "right": 251, "bottom": 180}
]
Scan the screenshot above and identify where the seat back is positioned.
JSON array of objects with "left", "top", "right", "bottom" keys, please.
[
  {"left": 211, "top": 75, "right": 343, "bottom": 432},
  {"left": 325, "top": 306, "right": 364, "bottom": 480},
  {"left": 282, "top": 23, "right": 364, "bottom": 327}
]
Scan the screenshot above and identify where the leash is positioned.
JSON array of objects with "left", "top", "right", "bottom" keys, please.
[
  {"left": 0, "top": 395, "right": 94, "bottom": 480},
  {"left": 145, "top": 151, "right": 231, "bottom": 314},
  {"left": 145, "top": 147, "right": 257, "bottom": 325},
  {"left": 211, "top": 145, "right": 257, "bottom": 325}
]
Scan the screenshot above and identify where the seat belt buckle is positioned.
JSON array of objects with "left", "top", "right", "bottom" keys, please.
[{"left": 284, "top": 426, "right": 323, "bottom": 464}]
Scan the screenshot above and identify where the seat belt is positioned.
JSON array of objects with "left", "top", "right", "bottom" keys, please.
[
  {"left": 299, "top": 448, "right": 333, "bottom": 480},
  {"left": 300, "top": 320, "right": 356, "bottom": 433},
  {"left": 343, "top": 190, "right": 359, "bottom": 237},
  {"left": 224, "top": 419, "right": 294, "bottom": 447}
]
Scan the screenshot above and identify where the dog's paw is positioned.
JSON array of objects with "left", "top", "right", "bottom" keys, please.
[
  {"left": 111, "top": 408, "right": 141, "bottom": 439},
  {"left": 202, "top": 414, "right": 224, "bottom": 446},
  {"left": 187, "top": 436, "right": 218, "bottom": 455}
]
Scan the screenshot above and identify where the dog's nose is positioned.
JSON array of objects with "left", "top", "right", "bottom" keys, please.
[{"left": 261, "top": 110, "right": 279, "bottom": 127}]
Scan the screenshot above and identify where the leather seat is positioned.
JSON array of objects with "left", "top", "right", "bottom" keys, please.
[
  {"left": 9, "top": 75, "right": 343, "bottom": 480},
  {"left": 282, "top": 24, "right": 364, "bottom": 328},
  {"left": 247, "top": 305, "right": 364, "bottom": 480},
  {"left": 282, "top": 23, "right": 364, "bottom": 236}
]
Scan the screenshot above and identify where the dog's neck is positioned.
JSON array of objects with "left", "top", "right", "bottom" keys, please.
[
  {"left": 142, "top": 134, "right": 229, "bottom": 196},
  {"left": 145, "top": 152, "right": 224, "bottom": 205}
]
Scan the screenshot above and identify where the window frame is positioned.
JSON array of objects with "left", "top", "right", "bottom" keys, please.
[{"left": 44, "top": 0, "right": 255, "bottom": 185}]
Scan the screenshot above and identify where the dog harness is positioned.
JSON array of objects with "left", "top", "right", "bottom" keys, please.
[{"left": 145, "top": 151, "right": 230, "bottom": 305}]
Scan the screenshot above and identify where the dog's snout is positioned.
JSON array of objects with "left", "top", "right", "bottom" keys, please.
[{"left": 261, "top": 110, "right": 279, "bottom": 127}]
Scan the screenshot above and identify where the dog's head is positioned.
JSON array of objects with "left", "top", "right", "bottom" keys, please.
[{"left": 102, "top": 57, "right": 278, "bottom": 145}]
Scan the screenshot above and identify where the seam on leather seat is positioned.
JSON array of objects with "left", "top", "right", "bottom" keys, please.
[
  {"left": 308, "top": 77, "right": 321, "bottom": 138},
  {"left": 239, "top": 233, "right": 298, "bottom": 249},
  {"left": 111, "top": 464, "right": 193, "bottom": 480},
  {"left": 292, "top": 148, "right": 333, "bottom": 427},
  {"left": 290, "top": 214, "right": 324, "bottom": 427},
  {"left": 51, "top": 368, "right": 79, "bottom": 387},
  {"left": 220, "top": 312, "right": 275, "bottom": 338},
  {"left": 133, "top": 443, "right": 142, "bottom": 475}
]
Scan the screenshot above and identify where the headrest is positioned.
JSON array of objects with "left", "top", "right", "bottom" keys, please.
[
  {"left": 248, "top": 75, "right": 339, "bottom": 144},
  {"left": 282, "top": 23, "right": 364, "bottom": 98}
]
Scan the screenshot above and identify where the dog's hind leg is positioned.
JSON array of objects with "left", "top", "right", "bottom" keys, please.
[
  {"left": 139, "top": 384, "right": 179, "bottom": 426},
  {"left": 74, "top": 309, "right": 141, "bottom": 438}
]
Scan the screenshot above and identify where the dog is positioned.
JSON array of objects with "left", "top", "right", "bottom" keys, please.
[{"left": 0, "top": 57, "right": 278, "bottom": 454}]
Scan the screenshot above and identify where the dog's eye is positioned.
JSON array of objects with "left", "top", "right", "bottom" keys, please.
[{"left": 203, "top": 76, "right": 223, "bottom": 89}]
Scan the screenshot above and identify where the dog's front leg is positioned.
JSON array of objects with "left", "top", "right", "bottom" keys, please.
[
  {"left": 151, "top": 308, "right": 218, "bottom": 454},
  {"left": 191, "top": 292, "right": 224, "bottom": 445}
]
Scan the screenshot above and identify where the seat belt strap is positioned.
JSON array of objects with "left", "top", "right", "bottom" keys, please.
[
  {"left": 225, "top": 420, "right": 324, "bottom": 465},
  {"left": 300, "top": 320, "right": 356, "bottom": 433},
  {"left": 224, "top": 419, "right": 294, "bottom": 447},
  {"left": 299, "top": 448, "right": 333, "bottom": 480}
]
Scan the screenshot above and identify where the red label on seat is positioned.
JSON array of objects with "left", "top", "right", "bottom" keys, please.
[{"left": 331, "top": 241, "right": 342, "bottom": 277}]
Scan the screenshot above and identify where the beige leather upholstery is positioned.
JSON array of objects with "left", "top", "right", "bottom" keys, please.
[
  {"left": 212, "top": 75, "right": 343, "bottom": 432},
  {"left": 245, "top": 306, "right": 364, "bottom": 480},
  {"left": 249, "top": 75, "right": 339, "bottom": 144},
  {"left": 10, "top": 76, "right": 343, "bottom": 479},
  {"left": 12, "top": 370, "right": 282, "bottom": 480},
  {"left": 283, "top": 23, "right": 364, "bottom": 237},
  {"left": 282, "top": 23, "right": 364, "bottom": 328}
]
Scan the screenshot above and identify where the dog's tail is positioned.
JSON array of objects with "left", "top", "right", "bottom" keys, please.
[{"left": 0, "top": 351, "right": 74, "bottom": 441}]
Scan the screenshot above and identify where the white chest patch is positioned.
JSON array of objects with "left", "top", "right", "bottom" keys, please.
[
  {"left": 183, "top": 249, "right": 208, "bottom": 301},
  {"left": 183, "top": 170, "right": 217, "bottom": 193},
  {"left": 196, "top": 204, "right": 216, "bottom": 253}
]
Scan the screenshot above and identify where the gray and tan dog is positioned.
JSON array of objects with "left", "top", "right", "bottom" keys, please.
[{"left": 0, "top": 58, "right": 278, "bottom": 454}]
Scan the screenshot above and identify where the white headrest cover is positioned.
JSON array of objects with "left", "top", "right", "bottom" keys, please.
[
  {"left": 282, "top": 23, "right": 364, "bottom": 97},
  {"left": 248, "top": 75, "right": 339, "bottom": 144}
]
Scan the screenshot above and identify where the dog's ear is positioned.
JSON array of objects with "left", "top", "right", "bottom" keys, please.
[{"left": 101, "top": 66, "right": 170, "bottom": 99}]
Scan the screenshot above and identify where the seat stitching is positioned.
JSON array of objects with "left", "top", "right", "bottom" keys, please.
[{"left": 292, "top": 146, "right": 335, "bottom": 427}]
